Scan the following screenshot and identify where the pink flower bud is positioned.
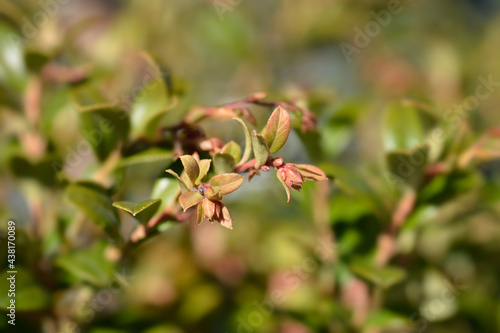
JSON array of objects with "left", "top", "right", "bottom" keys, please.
[
  {"left": 277, "top": 164, "right": 304, "bottom": 191},
  {"left": 273, "top": 157, "right": 284, "bottom": 168}
]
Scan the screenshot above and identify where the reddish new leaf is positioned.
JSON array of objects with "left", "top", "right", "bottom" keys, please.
[
  {"left": 179, "top": 191, "right": 203, "bottom": 211},
  {"left": 219, "top": 205, "right": 234, "bottom": 230},
  {"left": 263, "top": 106, "right": 291, "bottom": 154},
  {"left": 294, "top": 164, "right": 328, "bottom": 181},
  {"left": 202, "top": 198, "right": 216, "bottom": 220}
]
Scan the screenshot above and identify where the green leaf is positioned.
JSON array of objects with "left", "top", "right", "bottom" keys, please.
[
  {"left": 364, "top": 310, "right": 410, "bottom": 330},
  {"left": 179, "top": 191, "right": 204, "bottom": 211},
  {"left": 418, "top": 170, "right": 481, "bottom": 205},
  {"left": 9, "top": 154, "right": 64, "bottom": 187},
  {"left": 251, "top": 130, "right": 269, "bottom": 169},
  {"left": 178, "top": 284, "right": 222, "bottom": 323},
  {"left": 350, "top": 260, "right": 407, "bottom": 289},
  {"left": 71, "top": 82, "right": 107, "bottom": 107},
  {"left": 195, "top": 159, "right": 211, "bottom": 185},
  {"left": 209, "top": 173, "right": 244, "bottom": 195},
  {"left": 24, "top": 49, "right": 49, "bottom": 73},
  {"left": 79, "top": 104, "right": 130, "bottom": 161},
  {"left": 263, "top": 106, "right": 291, "bottom": 154},
  {"left": 212, "top": 152, "right": 236, "bottom": 175},
  {"left": 113, "top": 199, "right": 161, "bottom": 224},
  {"left": 0, "top": 268, "right": 49, "bottom": 311},
  {"left": 65, "top": 182, "right": 121, "bottom": 242},
  {"left": 320, "top": 123, "right": 352, "bottom": 158},
  {"left": 180, "top": 155, "right": 200, "bottom": 185},
  {"left": 319, "top": 101, "right": 364, "bottom": 159},
  {"left": 221, "top": 141, "right": 242, "bottom": 163},
  {"left": 143, "top": 324, "right": 183, "bottom": 333},
  {"left": 157, "top": 221, "right": 177, "bottom": 233},
  {"left": 151, "top": 177, "right": 180, "bottom": 212},
  {"left": 233, "top": 117, "right": 252, "bottom": 166},
  {"left": 384, "top": 102, "right": 425, "bottom": 150},
  {"left": 143, "top": 99, "right": 183, "bottom": 135},
  {"left": 130, "top": 53, "right": 171, "bottom": 140},
  {"left": 330, "top": 194, "right": 373, "bottom": 224},
  {"left": 55, "top": 241, "right": 114, "bottom": 287},
  {"left": 0, "top": 24, "right": 27, "bottom": 91},
  {"left": 118, "top": 148, "right": 173, "bottom": 168},
  {"left": 89, "top": 329, "right": 129, "bottom": 333},
  {"left": 386, "top": 143, "right": 430, "bottom": 189}
]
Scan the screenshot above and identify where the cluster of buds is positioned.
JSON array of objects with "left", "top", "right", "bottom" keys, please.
[
  {"left": 198, "top": 190, "right": 234, "bottom": 229},
  {"left": 113, "top": 96, "right": 329, "bottom": 232},
  {"left": 273, "top": 157, "right": 328, "bottom": 202},
  {"left": 167, "top": 155, "right": 244, "bottom": 230},
  {"left": 166, "top": 104, "right": 328, "bottom": 229}
]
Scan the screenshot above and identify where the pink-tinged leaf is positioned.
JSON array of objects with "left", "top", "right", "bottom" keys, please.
[
  {"left": 180, "top": 155, "right": 200, "bottom": 185},
  {"left": 179, "top": 191, "right": 204, "bottom": 211},
  {"left": 294, "top": 164, "right": 328, "bottom": 181},
  {"left": 219, "top": 205, "right": 234, "bottom": 230},
  {"left": 214, "top": 201, "right": 221, "bottom": 219},
  {"left": 165, "top": 169, "right": 189, "bottom": 192},
  {"left": 276, "top": 170, "right": 291, "bottom": 203},
  {"left": 219, "top": 220, "right": 233, "bottom": 229},
  {"left": 263, "top": 106, "right": 291, "bottom": 154},
  {"left": 196, "top": 202, "right": 203, "bottom": 227},
  {"left": 202, "top": 198, "right": 216, "bottom": 220},
  {"left": 195, "top": 159, "right": 211, "bottom": 185},
  {"left": 209, "top": 173, "right": 244, "bottom": 195}
]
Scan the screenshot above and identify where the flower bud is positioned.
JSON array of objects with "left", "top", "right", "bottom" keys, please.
[
  {"left": 277, "top": 164, "right": 304, "bottom": 191},
  {"left": 284, "top": 165, "right": 304, "bottom": 191},
  {"left": 200, "top": 198, "right": 234, "bottom": 229},
  {"left": 273, "top": 157, "right": 284, "bottom": 168},
  {"left": 198, "top": 183, "right": 214, "bottom": 197}
]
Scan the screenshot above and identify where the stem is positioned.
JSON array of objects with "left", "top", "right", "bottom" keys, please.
[
  {"left": 233, "top": 156, "right": 276, "bottom": 173},
  {"left": 119, "top": 208, "right": 188, "bottom": 261}
]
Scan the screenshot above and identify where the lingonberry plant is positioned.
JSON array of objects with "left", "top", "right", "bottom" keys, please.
[{"left": 114, "top": 96, "right": 327, "bottom": 233}]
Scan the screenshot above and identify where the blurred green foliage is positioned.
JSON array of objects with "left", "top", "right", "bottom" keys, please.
[{"left": 1, "top": 0, "right": 500, "bottom": 332}]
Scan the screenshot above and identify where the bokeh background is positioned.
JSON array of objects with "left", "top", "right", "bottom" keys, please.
[{"left": 1, "top": 0, "right": 500, "bottom": 332}]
